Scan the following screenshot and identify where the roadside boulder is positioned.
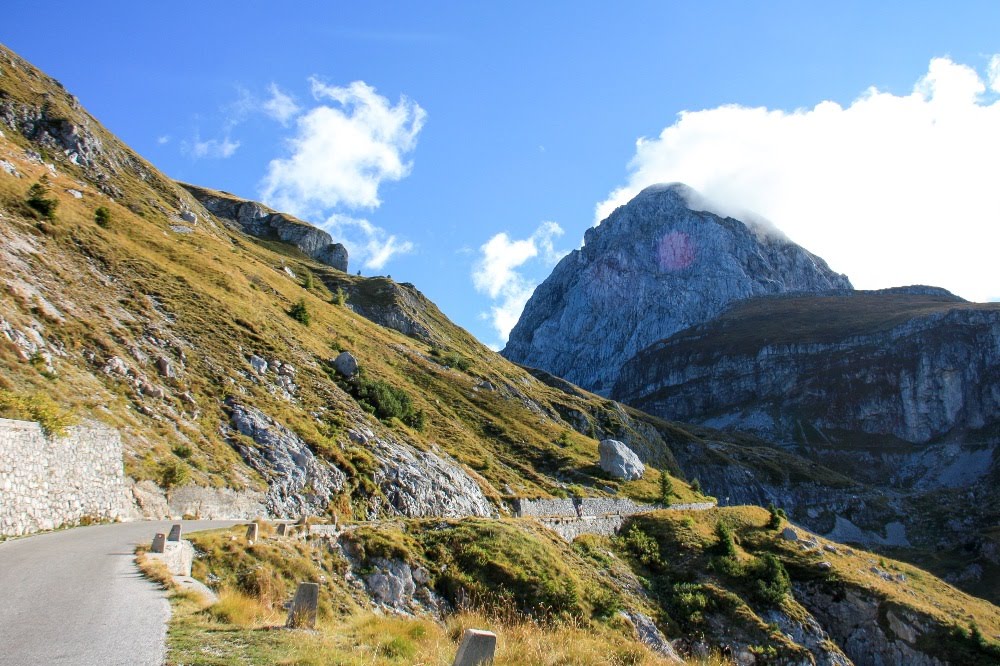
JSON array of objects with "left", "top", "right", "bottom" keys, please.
[{"left": 599, "top": 439, "right": 644, "bottom": 480}]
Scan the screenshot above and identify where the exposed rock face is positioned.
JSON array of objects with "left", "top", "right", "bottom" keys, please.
[
  {"left": 598, "top": 439, "right": 645, "bottom": 480},
  {"left": 227, "top": 401, "right": 346, "bottom": 517},
  {"left": 762, "top": 609, "right": 852, "bottom": 666},
  {"left": 180, "top": 183, "right": 349, "bottom": 272},
  {"left": 619, "top": 610, "right": 684, "bottom": 664},
  {"left": 361, "top": 556, "right": 445, "bottom": 614},
  {"left": 342, "top": 278, "right": 435, "bottom": 342},
  {"left": 348, "top": 425, "right": 496, "bottom": 519},
  {"left": 795, "top": 583, "right": 947, "bottom": 666},
  {"left": 503, "top": 183, "right": 850, "bottom": 395},
  {"left": 613, "top": 290, "right": 1000, "bottom": 491}
]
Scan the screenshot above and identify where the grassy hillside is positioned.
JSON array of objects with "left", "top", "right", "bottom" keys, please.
[
  {"left": 632, "top": 289, "right": 998, "bottom": 360},
  {"left": 157, "top": 511, "right": 1000, "bottom": 665},
  {"left": 0, "top": 42, "right": 704, "bottom": 512}
]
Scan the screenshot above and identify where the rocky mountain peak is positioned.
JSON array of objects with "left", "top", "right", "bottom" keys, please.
[{"left": 503, "top": 183, "right": 852, "bottom": 395}]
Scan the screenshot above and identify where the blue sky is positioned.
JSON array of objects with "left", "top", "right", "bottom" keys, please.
[{"left": 5, "top": 2, "right": 1000, "bottom": 347}]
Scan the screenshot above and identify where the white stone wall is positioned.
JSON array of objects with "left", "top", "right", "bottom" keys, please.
[
  {"left": 513, "top": 497, "right": 647, "bottom": 518},
  {"left": 0, "top": 418, "right": 135, "bottom": 536}
]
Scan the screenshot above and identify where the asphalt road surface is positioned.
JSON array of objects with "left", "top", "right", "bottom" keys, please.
[{"left": 0, "top": 520, "right": 237, "bottom": 665}]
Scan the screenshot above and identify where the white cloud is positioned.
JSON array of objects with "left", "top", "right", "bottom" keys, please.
[
  {"left": 323, "top": 214, "right": 415, "bottom": 271},
  {"left": 260, "top": 79, "right": 426, "bottom": 218},
  {"left": 596, "top": 56, "right": 1000, "bottom": 302},
  {"left": 262, "top": 84, "right": 300, "bottom": 125},
  {"left": 184, "top": 132, "right": 240, "bottom": 159},
  {"left": 473, "top": 222, "right": 566, "bottom": 345},
  {"left": 156, "top": 135, "right": 170, "bottom": 145},
  {"left": 989, "top": 55, "right": 1000, "bottom": 94}
]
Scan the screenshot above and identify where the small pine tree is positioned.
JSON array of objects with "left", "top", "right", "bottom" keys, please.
[
  {"left": 288, "top": 298, "right": 311, "bottom": 325},
  {"left": 690, "top": 478, "right": 702, "bottom": 494},
  {"left": 302, "top": 271, "right": 315, "bottom": 290},
  {"left": 333, "top": 287, "right": 348, "bottom": 306},
  {"left": 659, "top": 470, "right": 674, "bottom": 504},
  {"left": 715, "top": 521, "right": 737, "bottom": 558},
  {"left": 26, "top": 180, "right": 58, "bottom": 220},
  {"left": 767, "top": 502, "right": 783, "bottom": 529}
]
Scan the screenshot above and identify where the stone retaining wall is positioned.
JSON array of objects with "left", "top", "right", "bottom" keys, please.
[
  {"left": 525, "top": 499, "right": 717, "bottom": 541},
  {"left": 512, "top": 497, "right": 647, "bottom": 518},
  {"left": 0, "top": 418, "right": 135, "bottom": 536},
  {"left": 539, "top": 514, "right": 627, "bottom": 540}
]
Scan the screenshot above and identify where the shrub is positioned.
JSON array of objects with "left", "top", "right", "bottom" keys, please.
[
  {"left": 589, "top": 587, "right": 623, "bottom": 619},
  {"left": 288, "top": 298, "right": 310, "bottom": 325},
  {"left": 430, "top": 347, "right": 472, "bottom": 371},
  {"left": 715, "top": 522, "right": 737, "bottom": 558},
  {"left": 172, "top": 443, "right": 193, "bottom": 459},
  {"left": 0, "top": 390, "right": 75, "bottom": 436},
  {"left": 94, "top": 206, "right": 111, "bottom": 227},
  {"left": 619, "top": 525, "right": 661, "bottom": 568},
  {"left": 749, "top": 553, "right": 791, "bottom": 605},
  {"left": 159, "top": 459, "right": 190, "bottom": 489},
  {"left": 443, "top": 351, "right": 471, "bottom": 371},
  {"left": 690, "top": 478, "right": 702, "bottom": 494},
  {"left": 26, "top": 181, "right": 58, "bottom": 220},
  {"left": 350, "top": 377, "right": 425, "bottom": 430},
  {"left": 670, "top": 582, "right": 710, "bottom": 627},
  {"left": 333, "top": 287, "right": 348, "bottom": 306}
]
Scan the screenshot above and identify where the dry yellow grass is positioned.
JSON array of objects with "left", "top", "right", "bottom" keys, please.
[{"left": 135, "top": 551, "right": 176, "bottom": 591}]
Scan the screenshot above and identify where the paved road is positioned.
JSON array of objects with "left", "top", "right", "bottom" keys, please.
[{"left": 0, "top": 520, "right": 237, "bottom": 666}]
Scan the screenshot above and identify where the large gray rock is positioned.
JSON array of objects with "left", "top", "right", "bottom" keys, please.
[
  {"left": 333, "top": 351, "right": 359, "bottom": 377},
  {"left": 598, "top": 439, "right": 644, "bottom": 480},
  {"left": 228, "top": 401, "right": 346, "bottom": 517},
  {"left": 502, "top": 183, "right": 850, "bottom": 395}
]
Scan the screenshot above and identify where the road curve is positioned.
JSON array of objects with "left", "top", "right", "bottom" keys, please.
[{"left": 0, "top": 520, "right": 237, "bottom": 666}]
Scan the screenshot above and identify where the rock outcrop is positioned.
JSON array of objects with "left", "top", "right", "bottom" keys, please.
[
  {"left": 180, "top": 183, "right": 349, "bottom": 272},
  {"left": 503, "top": 183, "right": 851, "bottom": 395},
  {"left": 347, "top": 425, "right": 496, "bottom": 519},
  {"left": 227, "top": 401, "right": 347, "bottom": 517}
]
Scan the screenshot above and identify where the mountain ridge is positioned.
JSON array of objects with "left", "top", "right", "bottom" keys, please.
[{"left": 503, "top": 182, "right": 851, "bottom": 395}]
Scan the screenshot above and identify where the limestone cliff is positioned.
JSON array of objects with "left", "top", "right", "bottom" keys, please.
[
  {"left": 612, "top": 289, "right": 1000, "bottom": 490},
  {"left": 502, "top": 183, "right": 851, "bottom": 395},
  {"left": 180, "top": 183, "right": 349, "bottom": 272}
]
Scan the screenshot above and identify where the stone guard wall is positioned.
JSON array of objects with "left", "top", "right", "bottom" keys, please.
[
  {"left": 512, "top": 497, "right": 646, "bottom": 518},
  {"left": 0, "top": 418, "right": 135, "bottom": 536}
]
